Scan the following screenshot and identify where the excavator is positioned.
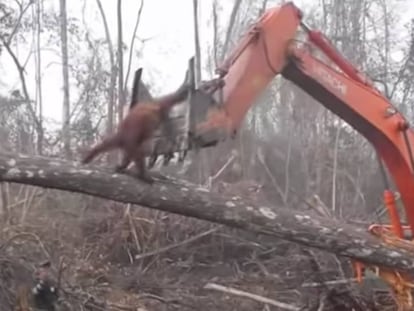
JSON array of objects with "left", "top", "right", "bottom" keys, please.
[{"left": 131, "top": 2, "right": 414, "bottom": 309}]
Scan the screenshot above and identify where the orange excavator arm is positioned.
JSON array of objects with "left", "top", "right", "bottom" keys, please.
[
  {"left": 131, "top": 2, "right": 414, "bottom": 305},
  {"left": 194, "top": 2, "right": 414, "bottom": 240},
  {"left": 185, "top": 3, "right": 414, "bottom": 305}
]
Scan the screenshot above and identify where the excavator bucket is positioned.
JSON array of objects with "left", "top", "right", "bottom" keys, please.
[{"left": 132, "top": 57, "right": 221, "bottom": 168}]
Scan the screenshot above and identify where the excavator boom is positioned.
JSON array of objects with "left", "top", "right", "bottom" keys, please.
[
  {"left": 183, "top": 2, "right": 414, "bottom": 306},
  {"left": 140, "top": 3, "right": 414, "bottom": 237},
  {"left": 193, "top": 2, "right": 414, "bottom": 237},
  {"left": 134, "top": 1, "right": 414, "bottom": 306},
  {"left": 202, "top": 3, "right": 303, "bottom": 132}
]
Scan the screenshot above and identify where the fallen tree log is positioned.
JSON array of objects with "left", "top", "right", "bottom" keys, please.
[{"left": 1, "top": 152, "right": 414, "bottom": 274}]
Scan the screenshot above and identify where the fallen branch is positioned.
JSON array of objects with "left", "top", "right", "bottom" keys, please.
[
  {"left": 301, "top": 277, "right": 375, "bottom": 288},
  {"left": 134, "top": 226, "right": 220, "bottom": 260},
  {"left": 1, "top": 152, "right": 414, "bottom": 274},
  {"left": 204, "top": 282, "right": 301, "bottom": 311}
]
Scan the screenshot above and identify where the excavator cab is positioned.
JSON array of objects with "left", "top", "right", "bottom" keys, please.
[{"left": 131, "top": 57, "right": 224, "bottom": 168}]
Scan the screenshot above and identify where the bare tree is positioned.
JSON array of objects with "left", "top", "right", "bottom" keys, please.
[
  {"left": 221, "top": 0, "right": 243, "bottom": 60},
  {"left": 95, "top": 0, "right": 116, "bottom": 138},
  {"left": 117, "top": 0, "right": 125, "bottom": 124},
  {"left": 59, "top": 0, "right": 71, "bottom": 158},
  {"left": 192, "top": 0, "right": 201, "bottom": 83},
  {"left": 212, "top": 0, "right": 219, "bottom": 69},
  {"left": 34, "top": 0, "right": 43, "bottom": 155},
  {"left": 124, "top": 0, "right": 145, "bottom": 96},
  {"left": 0, "top": 1, "right": 42, "bottom": 155}
]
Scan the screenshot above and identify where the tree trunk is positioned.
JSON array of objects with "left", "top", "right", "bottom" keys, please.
[
  {"left": 0, "top": 1, "right": 42, "bottom": 154},
  {"left": 221, "top": 0, "right": 243, "bottom": 60},
  {"left": 117, "top": 0, "right": 125, "bottom": 124},
  {"left": 0, "top": 151, "right": 414, "bottom": 274},
  {"left": 34, "top": 0, "right": 43, "bottom": 155},
  {"left": 192, "top": 0, "right": 201, "bottom": 83},
  {"left": 123, "top": 0, "right": 145, "bottom": 97},
  {"left": 95, "top": 0, "right": 117, "bottom": 164},
  {"left": 59, "top": 0, "right": 71, "bottom": 159},
  {"left": 95, "top": 0, "right": 116, "bottom": 139}
]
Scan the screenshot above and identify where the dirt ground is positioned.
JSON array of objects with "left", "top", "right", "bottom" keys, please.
[{"left": 0, "top": 187, "right": 398, "bottom": 311}]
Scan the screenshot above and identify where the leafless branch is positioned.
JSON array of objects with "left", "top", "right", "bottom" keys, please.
[
  {"left": 95, "top": 0, "right": 116, "bottom": 137},
  {"left": 135, "top": 226, "right": 219, "bottom": 261},
  {"left": 0, "top": 36, "right": 41, "bottom": 132},
  {"left": 204, "top": 282, "right": 301, "bottom": 310},
  {"left": 6, "top": 0, "right": 33, "bottom": 45},
  {"left": 124, "top": 0, "right": 145, "bottom": 95},
  {"left": 221, "top": 0, "right": 242, "bottom": 60}
]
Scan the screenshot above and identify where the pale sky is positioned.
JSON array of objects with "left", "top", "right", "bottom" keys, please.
[
  {"left": 0, "top": 0, "right": 413, "bottom": 129},
  {"left": 1, "top": 0, "right": 225, "bottom": 125}
]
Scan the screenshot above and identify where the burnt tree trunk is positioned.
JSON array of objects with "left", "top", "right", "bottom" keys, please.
[{"left": 0, "top": 152, "right": 414, "bottom": 274}]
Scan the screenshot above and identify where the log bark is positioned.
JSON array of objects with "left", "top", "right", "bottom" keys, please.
[{"left": 1, "top": 152, "right": 414, "bottom": 274}]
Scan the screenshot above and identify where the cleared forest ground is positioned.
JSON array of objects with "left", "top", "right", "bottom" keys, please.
[{"left": 0, "top": 188, "right": 398, "bottom": 311}]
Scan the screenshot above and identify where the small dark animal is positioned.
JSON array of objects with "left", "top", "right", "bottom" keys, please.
[
  {"left": 81, "top": 83, "right": 190, "bottom": 183},
  {"left": 32, "top": 261, "right": 59, "bottom": 310},
  {"left": 14, "top": 261, "right": 58, "bottom": 311}
]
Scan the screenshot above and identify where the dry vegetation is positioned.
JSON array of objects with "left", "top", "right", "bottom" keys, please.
[{"left": 0, "top": 182, "right": 398, "bottom": 310}]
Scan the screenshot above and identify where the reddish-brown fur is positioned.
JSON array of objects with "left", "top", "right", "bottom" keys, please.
[{"left": 81, "top": 84, "right": 190, "bottom": 183}]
